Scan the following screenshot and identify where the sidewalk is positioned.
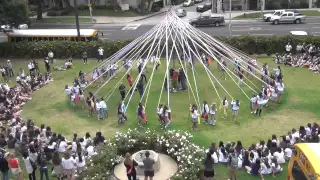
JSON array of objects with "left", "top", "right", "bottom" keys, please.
[{"left": 32, "top": 6, "right": 177, "bottom": 24}]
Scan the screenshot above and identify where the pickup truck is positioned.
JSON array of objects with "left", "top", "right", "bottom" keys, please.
[
  {"left": 189, "top": 14, "right": 224, "bottom": 27},
  {"left": 270, "top": 12, "right": 306, "bottom": 25},
  {"left": 263, "top": 9, "right": 299, "bottom": 22}
]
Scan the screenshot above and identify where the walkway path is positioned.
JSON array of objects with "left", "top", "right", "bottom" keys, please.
[{"left": 113, "top": 153, "right": 178, "bottom": 180}]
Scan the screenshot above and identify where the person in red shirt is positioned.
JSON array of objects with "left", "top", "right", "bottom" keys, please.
[
  {"left": 8, "top": 153, "right": 22, "bottom": 180},
  {"left": 127, "top": 74, "right": 133, "bottom": 94},
  {"left": 172, "top": 69, "right": 179, "bottom": 92}
]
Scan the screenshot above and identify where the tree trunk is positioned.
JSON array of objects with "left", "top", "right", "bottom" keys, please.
[{"left": 37, "top": 0, "right": 43, "bottom": 20}]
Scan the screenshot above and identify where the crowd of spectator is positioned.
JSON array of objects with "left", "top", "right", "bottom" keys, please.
[
  {"left": 275, "top": 43, "right": 320, "bottom": 73},
  {"left": 0, "top": 114, "right": 106, "bottom": 180},
  {"left": 203, "top": 122, "right": 320, "bottom": 180}
]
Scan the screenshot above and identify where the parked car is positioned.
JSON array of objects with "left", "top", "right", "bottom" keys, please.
[
  {"left": 176, "top": 9, "right": 187, "bottom": 17},
  {"left": 0, "top": 23, "right": 28, "bottom": 32},
  {"left": 263, "top": 9, "right": 300, "bottom": 22},
  {"left": 290, "top": 31, "right": 307, "bottom": 36},
  {"left": 195, "top": 0, "right": 203, "bottom": 3},
  {"left": 196, "top": 3, "right": 212, "bottom": 12},
  {"left": 189, "top": 14, "right": 224, "bottom": 27},
  {"left": 183, "top": 0, "right": 194, "bottom": 7},
  {"left": 270, "top": 11, "right": 306, "bottom": 25}
]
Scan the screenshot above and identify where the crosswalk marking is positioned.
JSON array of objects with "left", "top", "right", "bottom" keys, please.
[{"left": 121, "top": 24, "right": 141, "bottom": 30}]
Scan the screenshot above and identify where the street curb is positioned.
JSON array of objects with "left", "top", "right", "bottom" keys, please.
[{"left": 132, "top": 11, "right": 167, "bottom": 22}]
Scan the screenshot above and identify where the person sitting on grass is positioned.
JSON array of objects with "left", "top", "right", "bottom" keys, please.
[{"left": 64, "top": 58, "right": 73, "bottom": 69}]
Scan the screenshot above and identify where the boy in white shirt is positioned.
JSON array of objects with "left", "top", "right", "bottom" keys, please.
[
  {"left": 98, "top": 47, "right": 104, "bottom": 62},
  {"left": 99, "top": 98, "right": 107, "bottom": 119},
  {"left": 284, "top": 144, "right": 293, "bottom": 161},
  {"left": 96, "top": 101, "right": 101, "bottom": 120},
  {"left": 285, "top": 43, "right": 292, "bottom": 54}
]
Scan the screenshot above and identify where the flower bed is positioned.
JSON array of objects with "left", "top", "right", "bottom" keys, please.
[{"left": 82, "top": 129, "right": 205, "bottom": 180}]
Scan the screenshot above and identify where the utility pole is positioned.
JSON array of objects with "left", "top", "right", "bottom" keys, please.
[
  {"left": 74, "top": 0, "right": 81, "bottom": 38},
  {"left": 229, "top": 0, "right": 232, "bottom": 36},
  {"left": 88, "top": 0, "right": 93, "bottom": 23}
]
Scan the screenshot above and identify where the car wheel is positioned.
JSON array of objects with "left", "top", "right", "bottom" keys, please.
[
  {"left": 215, "top": 22, "right": 220, "bottom": 27},
  {"left": 273, "top": 20, "right": 279, "bottom": 25},
  {"left": 295, "top": 19, "right": 301, "bottom": 24}
]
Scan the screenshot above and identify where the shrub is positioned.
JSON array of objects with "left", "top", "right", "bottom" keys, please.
[
  {"left": 46, "top": 8, "right": 73, "bottom": 16},
  {"left": 1, "top": 35, "right": 320, "bottom": 58},
  {"left": 81, "top": 129, "right": 205, "bottom": 180}
]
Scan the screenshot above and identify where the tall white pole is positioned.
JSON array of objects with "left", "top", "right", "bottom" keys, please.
[
  {"left": 89, "top": 7, "right": 93, "bottom": 23},
  {"left": 229, "top": 0, "right": 232, "bottom": 36}
]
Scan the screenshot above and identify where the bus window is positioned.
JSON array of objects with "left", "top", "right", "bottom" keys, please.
[{"left": 292, "top": 161, "right": 308, "bottom": 180}]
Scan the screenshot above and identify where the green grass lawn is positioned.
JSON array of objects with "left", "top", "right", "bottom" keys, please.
[
  {"left": 68, "top": 9, "right": 139, "bottom": 17},
  {"left": 31, "top": 18, "right": 96, "bottom": 23},
  {"left": 233, "top": 10, "right": 320, "bottom": 19},
  {"left": 1, "top": 57, "right": 319, "bottom": 180}
]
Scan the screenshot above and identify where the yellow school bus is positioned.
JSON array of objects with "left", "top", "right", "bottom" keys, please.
[
  {"left": 287, "top": 143, "right": 320, "bottom": 180},
  {"left": 6, "top": 29, "right": 100, "bottom": 42}
]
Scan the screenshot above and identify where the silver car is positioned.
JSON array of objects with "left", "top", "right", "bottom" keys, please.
[{"left": 176, "top": 9, "right": 187, "bottom": 17}]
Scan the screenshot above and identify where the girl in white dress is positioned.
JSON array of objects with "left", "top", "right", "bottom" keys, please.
[
  {"left": 269, "top": 85, "right": 278, "bottom": 107},
  {"left": 231, "top": 100, "right": 240, "bottom": 123},
  {"left": 250, "top": 94, "right": 257, "bottom": 114},
  {"left": 256, "top": 93, "right": 264, "bottom": 117},
  {"left": 276, "top": 79, "right": 285, "bottom": 103}
]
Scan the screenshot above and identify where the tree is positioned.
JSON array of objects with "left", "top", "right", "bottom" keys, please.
[
  {"left": 316, "top": 0, "right": 320, "bottom": 7},
  {"left": 36, "top": 0, "right": 43, "bottom": 20},
  {"left": 0, "top": 0, "right": 30, "bottom": 25}
]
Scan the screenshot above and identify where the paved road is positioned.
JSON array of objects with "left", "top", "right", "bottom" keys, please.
[{"left": 1, "top": 18, "right": 320, "bottom": 42}]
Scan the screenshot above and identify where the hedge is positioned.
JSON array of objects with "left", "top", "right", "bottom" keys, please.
[{"left": 1, "top": 35, "right": 319, "bottom": 58}]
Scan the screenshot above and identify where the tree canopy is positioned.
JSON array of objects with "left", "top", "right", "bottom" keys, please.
[{"left": 0, "top": 0, "right": 30, "bottom": 24}]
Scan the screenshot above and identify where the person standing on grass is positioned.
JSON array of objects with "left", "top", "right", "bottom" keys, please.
[
  {"left": 62, "top": 151, "right": 76, "bottom": 180},
  {"left": 190, "top": 104, "right": 200, "bottom": 130},
  {"left": 7, "top": 60, "right": 14, "bottom": 77},
  {"left": 33, "top": 60, "right": 39, "bottom": 76},
  {"left": 8, "top": 153, "right": 22, "bottom": 180},
  {"left": 83, "top": 50, "right": 88, "bottom": 64},
  {"left": 0, "top": 65, "right": 8, "bottom": 83},
  {"left": 48, "top": 51, "right": 54, "bottom": 64},
  {"left": 276, "top": 79, "right": 285, "bottom": 103},
  {"left": 228, "top": 148, "right": 239, "bottom": 180},
  {"left": 202, "top": 101, "right": 210, "bottom": 124},
  {"left": 209, "top": 102, "right": 217, "bottom": 126},
  {"left": 52, "top": 151, "right": 64, "bottom": 180},
  {"left": 221, "top": 97, "right": 228, "bottom": 120},
  {"left": 203, "top": 151, "right": 215, "bottom": 180},
  {"left": 98, "top": 47, "right": 104, "bottom": 62},
  {"left": 0, "top": 152, "right": 9, "bottom": 180},
  {"left": 119, "top": 82, "right": 126, "bottom": 101},
  {"left": 22, "top": 152, "right": 36, "bottom": 180},
  {"left": 118, "top": 103, "right": 125, "bottom": 125},
  {"left": 231, "top": 100, "right": 240, "bottom": 123},
  {"left": 99, "top": 97, "right": 107, "bottom": 119},
  {"left": 44, "top": 57, "right": 50, "bottom": 73},
  {"left": 285, "top": 42, "right": 292, "bottom": 55}
]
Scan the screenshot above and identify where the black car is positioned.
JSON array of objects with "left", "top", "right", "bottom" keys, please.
[
  {"left": 196, "top": 3, "right": 212, "bottom": 12},
  {"left": 189, "top": 14, "right": 224, "bottom": 27}
]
